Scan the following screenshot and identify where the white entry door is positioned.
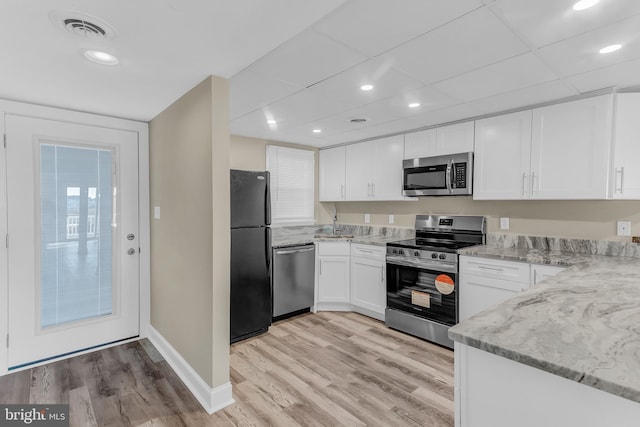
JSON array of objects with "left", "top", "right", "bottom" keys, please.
[{"left": 6, "top": 114, "right": 139, "bottom": 368}]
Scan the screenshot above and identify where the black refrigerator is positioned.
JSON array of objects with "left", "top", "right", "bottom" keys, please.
[{"left": 230, "top": 169, "right": 272, "bottom": 343}]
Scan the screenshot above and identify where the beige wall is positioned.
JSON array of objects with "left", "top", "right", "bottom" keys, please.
[
  {"left": 330, "top": 198, "right": 640, "bottom": 241},
  {"left": 149, "top": 76, "right": 230, "bottom": 388},
  {"left": 230, "top": 134, "right": 333, "bottom": 224}
]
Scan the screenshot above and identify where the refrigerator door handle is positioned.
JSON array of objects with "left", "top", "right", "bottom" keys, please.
[
  {"left": 266, "top": 227, "right": 272, "bottom": 273},
  {"left": 265, "top": 171, "right": 271, "bottom": 226}
]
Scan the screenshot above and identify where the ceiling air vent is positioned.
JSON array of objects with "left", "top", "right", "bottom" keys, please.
[
  {"left": 63, "top": 18, "right": 106, "bottom": 38},
  {"left": 49, "top": 10, "right": 117, "bottom": 40},
  {"left": 350, "top": 118, "right": 367, "bottom": 123}
]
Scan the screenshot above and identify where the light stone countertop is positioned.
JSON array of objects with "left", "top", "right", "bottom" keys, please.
[
  {"left": 271, "top": 233, "right": 402, "bottom": 248},
  {"left": 450, "top": 245, "right": 640, "bottom": 404}
]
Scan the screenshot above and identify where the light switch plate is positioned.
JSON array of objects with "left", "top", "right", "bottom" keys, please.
[
  {"left": 154, "top": 206, "right": 161, "bottom": 219},
  {"left": 617, "top": 221, "right": 631, "bottom": 236},
  {"left": 388, "top": 214, "right": 395, "bottom": 224},
  {"left": 364, "top": 213, "right": 371, "bottom": 224},
  {"left": 500, "top": 217, "right": 510, "bottom": 230}
]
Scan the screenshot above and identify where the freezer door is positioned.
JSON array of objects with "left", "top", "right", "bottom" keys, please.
[
  {"left": 230, "top": 169, "right": 270, "bottom": 228},
  {"left": 230, "top": 227, "right": 271, "bottom": 342}
]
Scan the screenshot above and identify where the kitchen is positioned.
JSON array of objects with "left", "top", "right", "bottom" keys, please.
[{"left": 2, "top": 0, "right": 640, "bottom": 426}]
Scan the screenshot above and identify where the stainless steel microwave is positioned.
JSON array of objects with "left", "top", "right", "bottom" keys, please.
[{"left": 403, "top": 152, "right": 473, "bottom": 196}]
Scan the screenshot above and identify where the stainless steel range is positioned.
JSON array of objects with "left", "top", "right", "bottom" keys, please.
[{"left": 385, "top": 215, "right": 486, "bottom": 349}]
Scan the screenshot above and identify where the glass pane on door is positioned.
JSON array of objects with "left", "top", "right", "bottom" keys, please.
[{"left": 40, "top": 144, "right": 114, "bottom": 328}]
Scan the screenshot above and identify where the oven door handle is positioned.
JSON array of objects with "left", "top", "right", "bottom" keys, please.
[{"left": 386, "top": 257, "right": 457, "bottom": 274}]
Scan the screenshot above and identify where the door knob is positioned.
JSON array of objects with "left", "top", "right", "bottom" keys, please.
[{"left": 127, "top": 248, "right": 136, "bottom": 255}]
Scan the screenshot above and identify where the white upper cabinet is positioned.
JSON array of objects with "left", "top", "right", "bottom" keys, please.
[
  {"left": 474, "top": 94, "right": 613, "bottom": 200},
  {"left": 474, "top": 110, "right": 533, "bottom": 200},
  {"left": 610, "top": 93, "right": 640, "bottom": 199},
  {"left": 345, "top": 142, "right": 373, "bottom": 200},
  {"left": 404, "top": 128, "right": 437, "bottom": 159},
  {"left": 531, "top": 95, "right": 612, "bottom": 199},
  {"left": 404, "top": 121, "right": 474, "bottom": 159},
  {"left": 319, "top": 146, "right": 346, "bottom": 201},
  {"left": 346, "top": 135, "right": 405, "bottom": 201}
]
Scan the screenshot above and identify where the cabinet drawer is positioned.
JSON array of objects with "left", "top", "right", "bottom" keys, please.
[
  {"left": 351, "top": 243, "right": 385, "bottom": 260},
  {"left": 460, "top": 256, "right": 529, "bottom": 283},
  {"left": 317, "top": 242, "right": 350, "bottom": 256}
]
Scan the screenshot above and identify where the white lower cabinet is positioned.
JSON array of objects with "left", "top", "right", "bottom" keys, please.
[
  {"left": 459, "top": 256, "right": 565, "bottom": 321},
  {"left": 350, "top": 244, "right": 386, "bottom": 321},
  {"left": 315, "top": 242, "right": 351, "bottom": 311}
]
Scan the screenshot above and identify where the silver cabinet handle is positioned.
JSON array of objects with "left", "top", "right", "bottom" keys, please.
[
  {"left": 478, "top": 265, "right": 504, "bottom": 272},
  {"left": 522, "top": 173, "right": 526, "bottom": 196},
  {"left": 533, "top": 269, "right": 537, "bottom": 285},
  {"left": 341, "top": 184, "right": 345, "bottom": 199},
  {"left": 616, "top": 167, "right": 625, "bottom": 194},
  {"left": 372, "top": 183, "right": 375, "bottom": 198},
  {"left": 530, "top": 171, "right": 535, "bottom": 196},
  {"left": 380, "top": 265, "right": 384, "bottom": 282}
]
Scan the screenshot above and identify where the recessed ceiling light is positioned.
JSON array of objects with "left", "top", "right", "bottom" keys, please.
[
  {"left": 360, "top": 84, "right": 374, "bottom": 91},
  {"left": 599, "top": 44, "right": 622, "bottom": 54},
  {"left": 82, "top": 49, "right": 119, "bottom": 65},
  {"left": 266, "top": 119, "right": 277, "bottom": 125},
  {"left": 312, "top": 129, "right": 322, "bottom": 134},
  {"left": 572, "top": 0, "right": 599, "bottom": 11},
  {"left": 408, "top": 102, "right": 421, "bottom": 108}
]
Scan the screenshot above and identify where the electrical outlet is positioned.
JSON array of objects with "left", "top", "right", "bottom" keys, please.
[
  {"left": 388, "top": 214, "right": 395, "bottom": 225},
  {"left": 617, "top": 221, "right": 631, "bottom": 236},
  {"left": 500, "top": 217, "right": 510, "bottom": 230},
  {"left": 364, "top": 213, "right": 371, "bottom": 224}
]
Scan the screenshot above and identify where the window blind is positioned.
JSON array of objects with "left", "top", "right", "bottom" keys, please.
[{"left": 266, "top": 145, "right": 315, "bottom": 226}]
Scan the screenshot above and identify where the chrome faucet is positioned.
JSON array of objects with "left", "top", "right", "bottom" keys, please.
[{"left": 332, "top": 206, "right": 338, "bottom": 235}]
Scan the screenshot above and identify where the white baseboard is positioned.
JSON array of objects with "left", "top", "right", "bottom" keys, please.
[{"left": 148, "top": 326, "right": 234, "bottom": 414}]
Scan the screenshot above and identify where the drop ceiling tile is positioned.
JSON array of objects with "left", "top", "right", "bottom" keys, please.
[
  {"left": 383, "top": 85, "right": 463, "bottom": 118},
  {"left": 246, "top": 29, "right": 367, "bottom": 88},
  {"left": 566, "top": 58, "right": 640, "bottom": 93},
  {"left": 314, "top": 0, "right": 483, "bottom": 57},
  {"left": 229, "top": 109, "right": 280, "bottom": 138},
  {"left": 229, "top": 69, "right": 303, "bottom": 119},
  {"left": 266, "top": 89, "right": 347, "bottom": 128},
  {"left": 536, "top": 14, "right": 640, "bottom": 77},
  {"left": 434, "top": 53, "right": 558, "bottom": 102},
  {"left": 410, "top": 103, "right": 483, "bottom": 127},
  {"left": 490, "top": 0, "right": 640, "bottom": 48},
  {"left": 468, "top": 80, "right": 578, "bottom": 115},
  {"left": 355, "top": 118, "right": 423, "bottom": 140},
  {"left": 377, "top": 7, "right": 529, "bottom": 85},
  {"left": 307, "top": 58, "right": 424, "bottom": 110}
]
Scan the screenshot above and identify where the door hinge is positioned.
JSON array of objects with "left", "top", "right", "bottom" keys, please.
[{"left": 3, "top": 134, "right": 6, "bottom": 149}]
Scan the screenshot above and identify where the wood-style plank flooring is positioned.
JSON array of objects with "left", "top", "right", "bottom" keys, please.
[{"left": 0, "top": 312, "right": 454, "bottom": 426}]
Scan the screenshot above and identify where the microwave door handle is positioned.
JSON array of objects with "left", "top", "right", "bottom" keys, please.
[{"left": 446, "top": 160, "right": 453, "bottom": 193}]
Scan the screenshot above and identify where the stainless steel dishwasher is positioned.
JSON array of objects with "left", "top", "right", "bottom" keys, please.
[{"left": 272, "top": 244, "right": 315, "bottom": 320}]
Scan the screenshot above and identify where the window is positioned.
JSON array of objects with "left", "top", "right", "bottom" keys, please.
[{"left": 266, "top": 145, "right": 315, "bottom": 226}]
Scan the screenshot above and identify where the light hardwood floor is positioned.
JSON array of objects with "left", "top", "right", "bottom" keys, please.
[{"left": 0, "top": 312, "right": 454, "bottom": 426}]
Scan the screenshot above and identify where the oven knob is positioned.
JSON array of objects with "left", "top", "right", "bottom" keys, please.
[
  {"left": 398, "top": 249, "right": 404, "bottom": 255},
  {"left": 439, "top": 253, "right": 447, "bottom": 260},
  {"left": 391, "top": 249, "right": 398, "bottom": 254},
  {"left": 413, "top": 250, "right": 420, "bottom": 257},
  {"left": 431, "top": 253, "right": 438, "bottom": 259}
]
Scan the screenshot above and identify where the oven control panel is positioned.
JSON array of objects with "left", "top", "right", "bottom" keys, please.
[{"left": 387, "top": 246, "right": 457, "bottom": 264}]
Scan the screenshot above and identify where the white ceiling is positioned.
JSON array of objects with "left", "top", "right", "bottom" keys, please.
[{"left": 2, "top": 1, "right": 640, "bottom": 148}]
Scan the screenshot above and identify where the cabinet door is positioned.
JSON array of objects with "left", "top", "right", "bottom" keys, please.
[
  {"left": 372, "top": 135, "right": 405, "bottom": 200},
  {"left": 611, "top": 94, "right": 640, "bottom": 199},
  {"left": 317, "top": 256, "right": 350, "bottom": 303},
  {"left": 459, "top": 274, "right": 523, "bottom": 321},
  {"left": 474, "top": 111, "right": 533, "bottom": 200},
  {"left": 404, "top": 129, "right": 437, "bottom": 159},
  {"left": 319, "top": 146, "right": 346, "bottom": 201},
  {"left": 436, "top": 121, "right": 475, "bottom": 155},
  {"left": 350, "top": 256, "right": 385, "bottom": 318},
  {"left": 531, "top": 95, "right": 612, "bottom": 199},
  {"left": 530, "top": 264, "right": 565, "bottom": 286},
  {"left": 345, "top": 142, "right": 372, "bottom": 200}
]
